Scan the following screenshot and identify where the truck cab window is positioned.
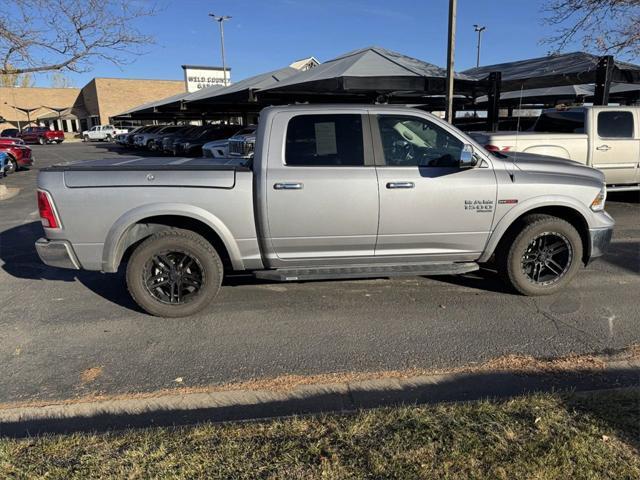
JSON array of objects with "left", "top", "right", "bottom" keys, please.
[
  {"left": 285, "top": 114, "right": 364, "bottom": 166},
  {"left": 377, "top": 115, "right": 463, "bottom": 167},
  {"left": 597, "top": 111, "right": 634, "bottom": 138}
]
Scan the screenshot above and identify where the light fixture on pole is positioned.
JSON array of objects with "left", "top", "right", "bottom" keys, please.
[
  {"left": 473, "top": 24, "right": 486, "bottom": 68},
  {"left": 209, "top": 13, "right": 231, "bottom": 86}
]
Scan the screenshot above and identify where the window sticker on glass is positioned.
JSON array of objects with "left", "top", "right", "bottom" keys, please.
[{"left": 314, "top": 122, "right": 338, "bottom": 155}]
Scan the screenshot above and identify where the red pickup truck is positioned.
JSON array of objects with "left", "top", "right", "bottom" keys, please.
[
  {"left": 19, "top": 126, "right": 65, "bottom": 145},
  {"left": 0, "top": 137, "right": 33, "bottom": 173}
]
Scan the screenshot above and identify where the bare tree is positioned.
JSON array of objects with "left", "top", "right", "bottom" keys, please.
[
  {"left": 0, "top": 0, "right": 157, "bottom": 75},
  {"left": 50, "top": 72, "right": 74, "bottom": 88},
  {"left": 542, "top": 0, "right": 640, "bottom": 59},
  {"left": 0, "top": 64, "right": 35, "bottom": 87}
]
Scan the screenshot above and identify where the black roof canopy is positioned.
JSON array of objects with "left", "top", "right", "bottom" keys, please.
[
  {"left": 259, "top": 46, "right": 480, "bottom": 102},
  {"left": 463, "top": 51, "right": 640, "bottom": 91}
]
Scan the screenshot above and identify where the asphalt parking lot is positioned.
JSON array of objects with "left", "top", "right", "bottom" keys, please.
[{"left": 1, "top": 142, "right": 639, "bottom": 405}]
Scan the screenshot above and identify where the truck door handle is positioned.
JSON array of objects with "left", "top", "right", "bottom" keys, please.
[
  {"left": 274, "top": 182, "right": 303, "bottom": 190},
  {"left": 596, "top": 145, "right": 611, "bottom": 151},
  {"left": 386, "top": 181, "right": 415, "bottom": 189}
]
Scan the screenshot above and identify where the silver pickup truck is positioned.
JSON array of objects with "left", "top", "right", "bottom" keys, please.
[{"left": 36, "top": 105, "right": 614, "bottom": 317}]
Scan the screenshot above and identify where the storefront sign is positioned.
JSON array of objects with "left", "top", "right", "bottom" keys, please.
[{"left": 182, "top": 65, "right": 230, "bottom": 92}]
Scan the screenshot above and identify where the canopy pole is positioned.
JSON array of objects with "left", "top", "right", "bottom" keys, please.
[
  {"left": 445, "top": 0, "right": 457, "bottom": 123},
  {"left": 486, "top": 71, "right": 501, "bottom": 132},
  {"left": 594, "top": 55, "right": 614, "bottom": 106}
]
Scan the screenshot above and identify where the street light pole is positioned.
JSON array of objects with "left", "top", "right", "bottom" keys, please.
[
  {"left": 209, "top": 13, "right": 232, "bottom": 86},
  {"left": 473, "top": 24, "right": 486, "bottom": 68},
  {"left": 445, "top": 0, "right": 457, "bottom": 123}
]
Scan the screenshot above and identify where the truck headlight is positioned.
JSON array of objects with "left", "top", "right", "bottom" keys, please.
[{"left": 590, "top": 185, "right": 606, "bottom": 211}]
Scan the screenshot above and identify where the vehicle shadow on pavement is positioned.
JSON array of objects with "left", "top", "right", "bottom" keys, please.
[
  {"left": 0, "top": 221, "right": 142, "bottom": 313},
  {"left": 601, "top": 241, "right": 640, "bottom": 275},
  {"left": 425, "top": 269, "right": 515, "bottom": 294},
  {"left": 0, "top": 366, "right": 637, "bottom": 442}
]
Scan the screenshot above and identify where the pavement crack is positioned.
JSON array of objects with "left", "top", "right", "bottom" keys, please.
[{"left": 529, "top": 297, "right": 601, "bottom": 350}]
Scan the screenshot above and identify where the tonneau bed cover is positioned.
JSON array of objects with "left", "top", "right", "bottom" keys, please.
[{"left": 42, "top": 156, "right": 251, "bottom": 171}]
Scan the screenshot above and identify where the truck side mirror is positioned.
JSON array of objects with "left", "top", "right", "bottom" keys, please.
[{"left": 459, "top": 144, "right": 477, "bottom": 168}]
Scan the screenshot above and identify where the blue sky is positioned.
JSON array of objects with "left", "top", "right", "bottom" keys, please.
[{"left": 37, "top": 0, "right": 601, "bottom": 87}]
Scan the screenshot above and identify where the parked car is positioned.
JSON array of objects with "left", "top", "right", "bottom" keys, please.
[
  {"left": 35, "top": 105, "right": 614, "bottom": 317},
  {"left": 19, "top": 126, "right": 64, "bottom": 145},
  {"left": 158, "top": 126, "right": 201, "bottom": 154},
  {"left": 0, "top": 128, "right": 19, "bottom": 138},
  {"left": 175, "top": 126, "right": 241, "bottom": 157},
  {"left": 83, "top": 125, "right": 128, "bottom": 142},
  {"left": 133, "top": 125, "right": 172, "bottom": 149},
  {"left": 123, "top": 126, "right": 162, "bottom": 148},
  {"left": 144, "top": 126, "right": 188, "bottom": 152},
  {"left": 201, "top": 138, "right": 229, "bottom": 158},
  {"left": 470, "top": 106, "right": 640, "bottom": 191},
  {"left": 115, "top": 126, "right": 145, "bottom": 145},
  {"left": 0, "top": 151, "right": 7, "bottom": 177},
  {"left": 0, "top": 141, "right": 33, "bottom": 173},
  {"left": 162, "top": 126, "right": 206, "bottom": 154},
  {"left": 0, "top": 136, "right": 25, "bottom": 146},
  {"left": 225, "top": 125, "right": 257, "bottom": 158}
]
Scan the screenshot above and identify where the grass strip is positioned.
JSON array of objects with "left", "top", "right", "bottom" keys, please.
[{"left": 1, "top": 388, "right": 638, "bottom": 479}]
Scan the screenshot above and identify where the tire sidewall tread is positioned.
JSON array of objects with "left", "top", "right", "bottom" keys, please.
[{"left": 497, "top": 214, "right": 583, "bottom": 296}]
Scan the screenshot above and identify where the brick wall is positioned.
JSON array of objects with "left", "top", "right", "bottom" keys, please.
[{"left": 93, "top": 78, "right": 185, "bottom": 124}]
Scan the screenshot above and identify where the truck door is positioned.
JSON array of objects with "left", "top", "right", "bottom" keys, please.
[
  {"left": 265, "top": 111, "right": 379, "bottom": 263},
  {"left": 372, "top": 113, "right": 497, "bottom": 258},
  {"left": 590, "top": 108, "right": 640, "bottom": 186}
]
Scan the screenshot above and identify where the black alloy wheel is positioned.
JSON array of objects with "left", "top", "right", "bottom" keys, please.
[
  {"left": 521, "top": 232, "right": 572, "bottom": 285},
  {"left": 143, "top": 250, "right": 204, "bottom": 305}
]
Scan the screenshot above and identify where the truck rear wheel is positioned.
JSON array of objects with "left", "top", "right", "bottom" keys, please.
[
  {"left": 38, "top": 136, "right": 45, "bottom": 145},
  {"left": 126, "top": 228, "right": 223, "bottom": 317},
  {"left": 497, "top": 214, "right": 583, "bottom": 296}
]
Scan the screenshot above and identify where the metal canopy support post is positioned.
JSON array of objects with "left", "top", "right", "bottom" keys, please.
[
  {"left": 486, "top": 71, "right": 501, "bottom": 132},
  {"left": 594, "top": 55, "right": 614, "bottom": 105},
  {"left": 445, "top": 0, "right": 457, "bottom": 123}
]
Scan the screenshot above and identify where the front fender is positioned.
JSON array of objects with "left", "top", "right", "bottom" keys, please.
[
  {"left": 102, "top": 203, "right": 244, "bottom": 273},
  {"left": 478, "top": 195, "right": 594, "bottom": 263}
]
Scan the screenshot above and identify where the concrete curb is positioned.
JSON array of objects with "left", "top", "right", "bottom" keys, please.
[{"left": 1, "top": 360, "right": 638, "bottom": 437}]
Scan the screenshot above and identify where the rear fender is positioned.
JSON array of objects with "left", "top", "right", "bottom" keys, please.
[{"left": 102, "top": 203, "right": 244, "bottom": 273}]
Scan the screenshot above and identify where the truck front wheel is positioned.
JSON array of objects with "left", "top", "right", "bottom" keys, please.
[
  {"left": 126, "top": 228, "right": 223, "bottom": 317},
  {"left": 496, "top": 214, "right": 583, "bottom": 296}
]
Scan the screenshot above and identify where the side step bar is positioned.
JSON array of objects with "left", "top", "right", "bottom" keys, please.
[{"left": 254, "top": 262, "right": 479, "bottom": 282}]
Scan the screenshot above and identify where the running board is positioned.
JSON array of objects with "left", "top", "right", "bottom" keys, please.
[
  {"left": 254, "top": 262, "right": 479, "bottom": 282},
  {"left": 607, "top": 184, "right": 639, "bottom": 192}
]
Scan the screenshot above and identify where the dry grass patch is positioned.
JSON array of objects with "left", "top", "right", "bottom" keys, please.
[{"left": 1, "top": 389, "right": 638, "bottom": 479}]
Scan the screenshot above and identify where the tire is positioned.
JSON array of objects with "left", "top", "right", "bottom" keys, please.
[
  {"left": 106, "top": 135, "right": 112, "bottom": 142},
  {"left": 126, "top": 228, "right": 223, "bottom": 317},
  {"left": 5, "top": 156, "right": 17, "bottom": 174},
  {"left": 38, "top": 136, "right": 45, "bottom": 145},
  {"left": 83, "top": 135, "right": 89, "bottom": 142},
  {"left": 496, "top": 214, "right": 583, "bottom": 296}
]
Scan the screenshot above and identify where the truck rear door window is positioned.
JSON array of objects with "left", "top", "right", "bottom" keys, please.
[
  {"left": 532, "top": 111, "right": 585, "bottom": 133},
  {"left": 597, "top": 111, "right": 634, "bottom": 138},
  {"left": 285, "top": 114, "right": 364, "bottom": 166}
]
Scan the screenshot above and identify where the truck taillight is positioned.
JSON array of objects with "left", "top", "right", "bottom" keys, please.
[
  {"left": 484, "top": 144, "right": 512, "bottom": 152},
  {"left": 37, "top": 190, "right": 60, "bottom": 228}
]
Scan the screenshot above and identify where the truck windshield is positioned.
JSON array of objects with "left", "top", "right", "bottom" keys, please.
[{"left": 531, "top": 110, "right": 585, "bottom": 133}]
